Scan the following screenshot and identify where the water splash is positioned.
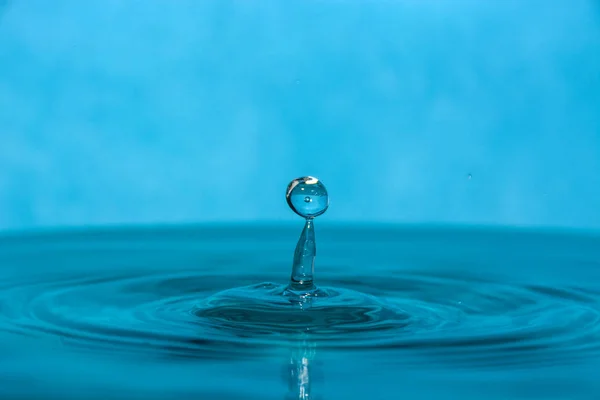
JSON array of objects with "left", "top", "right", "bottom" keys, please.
[{"left": 285, "top": 177, "right": 329, "bottom": 296}]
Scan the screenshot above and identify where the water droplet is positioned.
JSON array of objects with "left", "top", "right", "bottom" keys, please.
[
  {"left": 467, "top": 174, "right": 472, "bottom": 180},
  {"left": 286, "top": 177, "right": 329, "bottom": 219}
]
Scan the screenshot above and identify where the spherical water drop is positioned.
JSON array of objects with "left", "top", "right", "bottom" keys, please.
[{"left": 286, "top": 177, "right": 329, "bottom": 219}]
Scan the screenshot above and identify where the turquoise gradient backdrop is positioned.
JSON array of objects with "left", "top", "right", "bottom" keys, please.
[{"left": 1, "top": 0, "right": 599, "bottom": 231}]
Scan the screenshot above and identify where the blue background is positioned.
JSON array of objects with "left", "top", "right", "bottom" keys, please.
[{"left": 1, "top": 0, "right": 599, "bottom": 231}]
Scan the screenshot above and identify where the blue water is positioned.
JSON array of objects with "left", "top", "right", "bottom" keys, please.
[{"left": 1, "top": 224, "right": 599, "bottom": 399}]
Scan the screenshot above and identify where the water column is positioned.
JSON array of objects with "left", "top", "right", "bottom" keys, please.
[{"left": 285, "top": 177, "right": 329, "bottom": 294}]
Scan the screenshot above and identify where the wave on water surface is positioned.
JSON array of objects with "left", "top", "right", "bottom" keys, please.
[{"left": 0, "top": 225, "right": 599, "bottom": 371}]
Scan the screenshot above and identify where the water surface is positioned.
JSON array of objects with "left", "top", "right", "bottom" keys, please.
[{"left": 0, "top": 224, "right": 599, "bottom": 399}]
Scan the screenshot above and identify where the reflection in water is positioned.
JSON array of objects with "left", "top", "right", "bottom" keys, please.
[
  {"left": 284, "top": 294, "right": 319, "bottom": 400},
  {"left": 286, "top": 335, "right": 317, "bottom": 400}
]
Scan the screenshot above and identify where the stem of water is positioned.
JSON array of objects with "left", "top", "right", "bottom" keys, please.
[{"left": 288, "top": 219, "right": 316, "bottom": 292}]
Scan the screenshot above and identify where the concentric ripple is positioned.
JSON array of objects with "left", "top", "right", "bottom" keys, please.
[
  {"left": 0, "top": 269, "right": 598, "bottom": 367},
  {"left": 0, "top": 225, "right": 599, "bottom": 371}
]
